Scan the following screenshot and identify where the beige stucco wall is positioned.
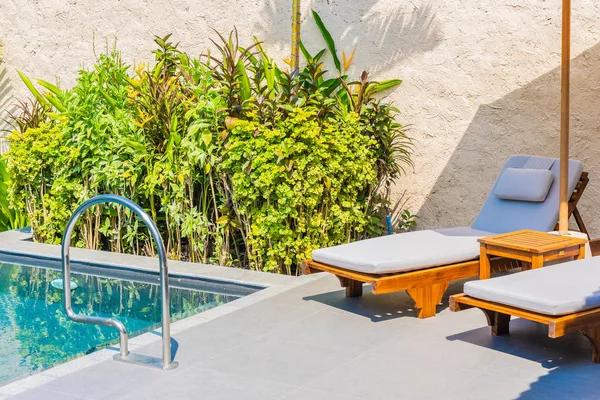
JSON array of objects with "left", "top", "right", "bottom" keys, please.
[{"left": 2, "top": 0, "right": 600, "bottom": 237}]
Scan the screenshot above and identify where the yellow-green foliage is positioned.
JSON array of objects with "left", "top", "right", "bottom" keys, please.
[
  {"left": 6, "top": 24, "right": 411, "bottom": 274},
  {"left": 0, "top": 157, "right": 27, "bottom": 231},
  {"left": 7, "top": 123, "right": 66, "bottom": 239},
  {"left": 224, "top": 108, "right": 376, "bottom": 273}
]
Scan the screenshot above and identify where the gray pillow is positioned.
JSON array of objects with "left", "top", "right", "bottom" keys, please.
[{"left": 495, "top": 168, "right": 554, "bottom": 202}]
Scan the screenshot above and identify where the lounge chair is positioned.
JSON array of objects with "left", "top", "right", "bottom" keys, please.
[
  {"left": 303, "top": 155, "right": 589, "bottom": 318},
  {"left": 450, "top": 257, "right": 600, "bottom": 363}
]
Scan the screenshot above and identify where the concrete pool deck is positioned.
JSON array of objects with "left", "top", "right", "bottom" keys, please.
[
  {"left": 3, "top": 275, "right": 600, "bottom": 399},
  {"left": 1, "top": 231, "right": 600, "bottom": 399}
]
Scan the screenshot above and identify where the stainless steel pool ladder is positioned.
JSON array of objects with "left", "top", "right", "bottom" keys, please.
[{"left": 61, "top": 194, "right": 178, "bottom": 370}]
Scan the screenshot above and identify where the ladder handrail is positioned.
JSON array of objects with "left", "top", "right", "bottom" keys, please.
[{"left": 61, "top": 194, "right": 175, "bottom": 369}]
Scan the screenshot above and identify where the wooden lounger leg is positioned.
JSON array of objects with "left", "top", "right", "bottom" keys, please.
[
  {"left": 581, "top": 326, "right": 600, "bottom": 364},
  {"left": 407, "top": 282, "right": 449, "bottom": 319},
  {"left": 481, "top": 309, "right": 511, "bottom": 336},
  {"left": 573, "top": 207, "right": 589, "bottom": 237},
  {"left": 336, "top": 276, "right": 363, "bottom": 297}
]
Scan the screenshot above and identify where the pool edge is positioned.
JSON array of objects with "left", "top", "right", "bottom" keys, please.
[{"left": 0, "top": 229, "right": 323, "bottom": 398}]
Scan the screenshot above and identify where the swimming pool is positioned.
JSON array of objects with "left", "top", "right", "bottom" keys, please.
[{"left": 0, "top": 256, "right": 261, "bottom": 386}]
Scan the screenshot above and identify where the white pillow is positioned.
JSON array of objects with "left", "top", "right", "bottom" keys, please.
[{"left": 495, "top": 168, "right": 554, "bottom": 202}]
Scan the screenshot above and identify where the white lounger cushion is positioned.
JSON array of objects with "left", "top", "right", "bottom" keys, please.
[
  {"left": 311, "top": 155, "right": 584, "bottom": 276},
  {"left": 312, "top": 227, "right": 493, "bottom": 274},
  {"left": 464, "top": 257, "right": 600, "bottom": 316}
]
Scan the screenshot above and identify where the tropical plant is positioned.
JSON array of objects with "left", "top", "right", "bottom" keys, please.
[
  {"left": 3, "top": 99, "right": 49, "bottom": 134},
  {"left": 5, "top": 12, "right": 413, "bottom": 274}
]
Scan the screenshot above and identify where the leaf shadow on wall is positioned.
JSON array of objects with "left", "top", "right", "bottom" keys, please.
[
  {"left": 0, "top": 66, "right": 14, "bottom": 149},
  {"left": 417, "top": 42, "right": 600, "bottom": 238},
  {"left": 256, "top": 0, "right": 441, "bottom": 75}
]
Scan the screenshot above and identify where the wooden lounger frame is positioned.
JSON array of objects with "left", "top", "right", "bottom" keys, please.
[
  {"left": 555, "top": 171, "right": 589, "bottom": 236},
  {"left": 450, "top": 293, "right": 600, "bottom": 363},
  {"left": 303, "top": 172, "right": 589, "bottom": 319}
]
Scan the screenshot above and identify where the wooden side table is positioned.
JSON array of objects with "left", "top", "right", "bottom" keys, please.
[{"left": 478, "top": 230, "right": 587, "bottom": 280}]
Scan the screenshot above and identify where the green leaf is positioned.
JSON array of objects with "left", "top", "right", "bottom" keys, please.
[
  {"left": 263, "top": 57, "right": 275, "bottom": 93},
  {"left": 236, "top": 59, "right": 251, "bottom": 101},
  {"left": 100, "top": 89, "right": 116, "bottom": 108},
  {"left": 323, "top": 78, "right": 342, "bottom": 97},
  {"left": 35, "top": 79, "right": 62, "bottom": 96},
  {"left": 369, "top": 79, "right": 402, "bottom": 94},
  {"left": 45, "top": 94, "right": 66, "bottom": 112},
  {"left": 202, "top": 132, "right": 212, "bottom": 147},
  {"left": 125, "top": 140, "right": 146, "bottom": 152},
  {"left": 299, "top": 40, "right": 313, "bottom": 61},
  {"left": 17, "top": 71, "right": 49, "bottom": 107},
  {"left": 311, "top": 10, "right": 341, "bottom": 73}
]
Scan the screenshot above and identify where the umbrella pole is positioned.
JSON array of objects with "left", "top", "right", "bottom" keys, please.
[{"left": 559, "top": 0, "right": 571, "bottom": 235}]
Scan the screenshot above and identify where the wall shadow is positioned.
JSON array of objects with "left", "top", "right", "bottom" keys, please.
[
  {"left": 420, "top": 42, "right": 600, "bottom": 238},
  {"left": 255, "top": 0, "right": 441, "bottom": 75},
  {"left": 0, "top": 65, "right": 14, "bottom": 152}
]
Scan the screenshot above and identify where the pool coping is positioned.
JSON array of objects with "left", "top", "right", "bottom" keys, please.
[{"left": 0, "top": 230, "right": 323, "bottom": 398}]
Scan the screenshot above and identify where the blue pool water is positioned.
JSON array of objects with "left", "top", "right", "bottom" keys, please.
[{"left": 0, "top": 261, "right": 246, "bottom": 386}]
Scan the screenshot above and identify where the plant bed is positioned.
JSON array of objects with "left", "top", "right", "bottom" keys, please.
[{"left": 3, "top": 16, "right": 412, "bottom": 275}]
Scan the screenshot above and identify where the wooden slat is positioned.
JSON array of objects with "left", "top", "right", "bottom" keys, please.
[
  {"left": 590, "top": 238, "right": 600, "bottom": 257},
  {"left": 482, "top": 233, "right": 575, "bottom": 248},
  {"left": 550, "top": 308, "right": 600, "bottom": 337},
  {"left": 304, "top": 259, "right": 479, "bottom": 294},
  {"left": 478, "top": 230, "right": 587, "bottom": 253},
  {"left": 372, "top": 260, "right": 479, "bottom": 294},
  {"left": 303, "top": 260, "right": 380, "bottom": 282},
  {"left": 554, "top": 171, "right": 589, "bottom": 233},
  {"left": 450, "top": 294, "right": 555, "bottom": 325},
  {"left": 573, "top": 208, "right": 589, "bottom": 237},
  {"left": 484, "top": 245, "right": 582, "bottom": 263},
  {"left": 450, "top": 293, "right": 600, "bottom": 339}
]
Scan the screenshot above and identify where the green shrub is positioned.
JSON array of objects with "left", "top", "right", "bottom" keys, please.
[
  {"left": 0, "top": 157, "right": 27, "bottom": 232},
  {"left": 224, "top": 107, "right": 376, "bottom": 273},
  {"left": 8, "top": 53, "right": 143, "bottom": 247},
  {"left": 6, "top": 16, "right": 412, "bottom": 274}
]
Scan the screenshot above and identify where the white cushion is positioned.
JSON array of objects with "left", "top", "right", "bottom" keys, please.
[
  {"left": 495, "top": 168, "right": 554, "bottom": 202},
  {"left": 312, "top": 227, "right": 492, "bottom": 274},
  {"left": 464, "top": 257, "right": 600, "bottom": 316}
]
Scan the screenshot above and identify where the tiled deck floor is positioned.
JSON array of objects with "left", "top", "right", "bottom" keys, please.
[{"left": 7, "top": 274, "right": 600, "bottom": 400}]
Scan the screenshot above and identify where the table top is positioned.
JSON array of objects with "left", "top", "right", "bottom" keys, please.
[{"left": 478, "top": 230, "right": 588, "bottom": 253}]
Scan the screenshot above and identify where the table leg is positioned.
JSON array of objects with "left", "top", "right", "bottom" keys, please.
[
  {"left": 531, "top": 254, "right": 544, "bottom": 269},
  {"left": 479, "top": 245, "right": 491, "bottom": 279},
  {"left": 575, "top": 244, "right": 586, "bottom": 260}
]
